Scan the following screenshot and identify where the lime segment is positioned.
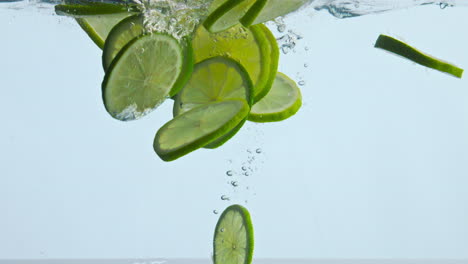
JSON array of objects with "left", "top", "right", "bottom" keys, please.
[
  {"left": 241, "top": 0, "right": 308, "bottom": 26},
  {"left": 102, "top": 15, "right": 145, "bottom": 70},
  {"left": 256, "top": 24, "right": 279, "bottom": 102},
  {"left": 103, "top": 33, "right": 188, "bottom": 121},
  {"left": 375, "top": 34, "right": 463, "bottom": 78},
  {"left": 203, "top": 0, "right": 257, "bottom": 33},
  {"left": 213, "top": 204, "right": 254, "bottom": 264},
  {"left": 154, "top": 100, "right": 250, "bottom": 161},
  {"left": 76, "top": 13, "right": 134, "bottom": 49},
  {"left": 192, "top": 24, "right": 271, "bottom": 103},
  {"left": 249, "top": 72, "right": 302, "bottom": 122}
]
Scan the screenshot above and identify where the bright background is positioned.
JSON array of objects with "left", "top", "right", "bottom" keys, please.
[{"left": 0, "top": 3, "right": 468, "bottom": 259}]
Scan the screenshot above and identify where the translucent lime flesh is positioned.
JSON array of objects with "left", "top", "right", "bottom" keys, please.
[
  {"left": 256, "top": 24, "right": 279, "bottom": 102},
  {"left": 241, "top": 0, "right": 308, "bottom": 26},
  {"left": 213, "top": 204, "right": 254, "bottom": 264},
  {"left": 102, "top": 15, "right": 145, "bottom": 70},
  {"left": 375, "top": 34, "right": 464, "bottom": 78},
  {"left": 76, "top": 13, "right": 134, "bottom": 49},
  {"left": 155, "top": 100, "right": 250, "bottom": 161},
  {"left": 204, "top": 0, "right": 257, "bottom": 33},
  {"left": 249, "top": 72, "right": 302, "bottom": 122},
  {"left": 103, "top": 34, "right": 184, "bottom": 121},
  {"left": 192, "top": 24, "right": 270, "bottom": 103}
]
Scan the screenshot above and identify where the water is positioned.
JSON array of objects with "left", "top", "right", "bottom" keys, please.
[{"left": 1, "top": 0, "right": 468, "bottom": 261}]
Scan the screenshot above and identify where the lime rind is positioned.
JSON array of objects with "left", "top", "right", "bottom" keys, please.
[
  {"left": 102, "top": 14, "right": 145, "bottom": 71},
  {"left": 55, "top": 3, "right": 139, "bottom": 17},
  {"left": 155, "top": 100, "right": 250, "bottom": 161},
  {"left": 103, "top": 33, "right": 186, "bottom": 121},
  {"left": 375, "top": 34, "right": 464, "bottom": 78},
  {"left": 240, "top": 0, "right": 308, "bottom": 26},
  {"left": 203, "top": 0, "right": 257, "bottom": 33},
  {"left": 253, "top": 24, "right": 279, "bottom": 103},
  {"left": 213, "top": 204, "right": 254, "bottom": 264},
  {"left": 170, "top": 37, "right": 195, "bottom": 97},
  {"left": 248, "top": 72, "right": 302, "bottom": 123}
]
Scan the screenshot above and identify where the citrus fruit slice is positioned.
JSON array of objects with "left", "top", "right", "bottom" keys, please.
[
  {"left": 257, "top": 24, "right": 279, "bottom": 102},
  {"left": 173, "top": 56, "right": 252, "bottom": 148},
  {"left": 55, "top": 2, "right": 139, "bottom": 17},
  {"left": 154, "top": 100, "right": 250, "bottom": 161},
  {"left": 240, "top": 0, "right": 308, "bottom": 26},
  {"left": 213, "top": 204, "right": 254, "bottom": 264},
  {"left": 203, "top": 0, "right": 257, "bottom": 33},
  {"left": 102, "top": 14, "right": 145, "bottom": 70},
  {"left": 192, "top": 24, "right": 271, "bottom": 103},
  {"left": 248, "top": 72, "right": 302, "bottom": 122},
  {"left": 102, "top": 33, "right": 191, "bottom": 121},
  {"left": 375, "top": 34, "right": 464, "bottom": 78},
  {"left": 76, "top": 13, "right": 134, "bottom": 49}
]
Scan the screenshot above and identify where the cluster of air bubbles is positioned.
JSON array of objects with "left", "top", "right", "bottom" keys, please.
[{"left": 277, "top": 30, "right": 303, "bottom": 54}]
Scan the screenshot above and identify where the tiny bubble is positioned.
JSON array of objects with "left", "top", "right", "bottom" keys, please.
[
  {"left": 256, "top": 148, "right": 262, "bottom": 154},
  {"left": 298, "top": 80, "right": 306, "bottom": 86},
  {"left": 242, "top": 166, "right": 247, "bottom": 171},
  {"left": 213, "top": 210, "right": 219, "bottom": 215},
  {"left": 305, "top": 46, "right": 309, "bottom": 51},
  {"left": 220, "top": 228, "right": 225, "bottom": 232},
  {"left": 304, "top": 63, "right": 308, "bottom": 68},
  {"left": 244, "top": 172, "right": 250, "bottom": 176},
  {"left": 226, "top": 170, "right": 234, "bottom": 176},
  {"left": 231, "top": 181, "right": 239, "bottom": 187},
  {"left": 221, "top": 195, "right": 230, "bottom": 201}
]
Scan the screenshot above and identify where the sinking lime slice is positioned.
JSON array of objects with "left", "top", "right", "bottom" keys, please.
[
  {"left": 154, "top": 100, "right": 250, "bottom": 161},
  {"left": 203, "top": 0, "right": 257, "bottom": 33},
  {"left": 103, "top": 33, "right": 190, "bottom": 121},
  {"left": 55, "top": 2, "right": 139, "bottom": 17},
  {"left": 213, "top": 204, "right": 254, "bottom": 264},
  {"left": 76, "top": 13, "right": 134, "bottom": 49},
  {"left": 173, "top": 57, "right": 252, "bottom": 148},
  {"left": 375, "top": 34, "right": 464, "bottom": 78},
  {"left": 249, "top": 72, "right": 302, "bottom": 122},
  {"left": 102, "top": 15, "right": 145, "bottom": 70},
  {"left": 240, "top": 0, "right": 308, "bottom": 26},
  {"left": 192, "top": 24, "right": 271, "bottom": 103},
  {"left": 257, "top": 24, "right": 279, "bottom": 102}
]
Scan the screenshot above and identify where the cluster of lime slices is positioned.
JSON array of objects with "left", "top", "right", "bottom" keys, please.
[{"left": 55, "top": 0, "right": 304, "bottom": 162}]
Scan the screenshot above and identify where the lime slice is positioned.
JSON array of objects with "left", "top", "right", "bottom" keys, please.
[
  {"left": 248, "top": 72, "right": 302, "bottom": 122},
  {"left": 103, "top": 33, "right": 190, "bottom": 121},
  {"left": 154, "top": 100, "right": 250, "bottom": 161},
  {"left": 209, "top": 0, "right": 229, "bottom": 13},
  {"left": 76, "top": 13, "right": 134, "bottom": 49},
  {"left": 257, "top": 24, "right": 279, "bottom": 102},
  {"left": 203, "top": 0, "right": 257, "bottom": 33},
  {"left": 192, "top": 24, "right": 271, "bottom": 103},
  {"left": 375, "top": 34, "right": 464, "bottom": 78},
  {"left": 213, "top": 204, "right": 254, "bottom": 264},
  {"left": 55, "top": 2, "right": 139, "bottom": 17},
  {"left": 173, "top": 56, "right": 252, "bottom": 148},
  {"left": 102, "top": 15, "right": 145, "bottom": 70},
  {"left": 240, "top": 0, "right": 308, "bottom": 26}
]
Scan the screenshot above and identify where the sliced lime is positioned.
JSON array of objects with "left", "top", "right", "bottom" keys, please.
[
  {"left": 209, "top": 0, "right": 229, "bottom": 13},
  {"left": 76, "top": 13, "right": 134, "bottom": 49},
  {"left": 173, "top": 57, "right": 252, "bottom": 149},
  {"left": 213, "top": 204, "right": 254, "bottom": 264},
  {"left": 249, "top": 72, "right": 302, "bottom": 122},
  {"left": 375, "top": 34, "right": 464, "bottom": 78},
  {"left": 55, "top": 2, "right": 139, "bottom": 17},
  {"left": 240, "top": 0, "right": 308, "bottom": 26},
  {"left": 257, "top": 24, "right": 279, "bottom": 102},
  {"left": 102, "top": 15, "right": 145, "bottom": 70},
  {"left": 203, "top": 0, "right": 257, "bottom": 33},
  {"left": 103, "top": 33, "right": 190, "bottom": 121},
  {"left": 154, "top": 100, "right": 250, "bottom": 161},
  {"left": 192, "top": 24, "right": 271, "bottom": 103}
]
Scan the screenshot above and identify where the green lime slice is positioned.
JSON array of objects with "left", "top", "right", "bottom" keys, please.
[
  {"left": 375, "top": 34, "right": 464, "bottom": 78},
  {"left": 76, "top": 13, "right": 134, "bottom": 49},
  {"left": 209, "top": 0, "right": 229, "bottom": 13},
  {"left": 256, "top": 24, "right": 279, "bottom": 102},
  {"left": 213, "top": 204, "right": 254, "bottom": 264},
  {"left": 248, "top": 72, "right": 302, "bottom": 122},
  {"left": 154, "top": 100, "right": 250, "bottom": 161},
  {"left": 173, "top": 56, "right": 252, "bottom": 148},
  {"left": 192, "top": 24, "right": 271, "bottom": 103},
  {"left": 103, "top": 33, "right": 191, "bottom": 121},
  {"left": 55, "top": 2, "right": 139, "bottom": 17},
  {"left": 102, "top": 14, "right": 145, "bottom": 71},
  {"left": 240, "top": 0, "right": 308, "bottom": 26},
  {"left": 203, "top": 0, "right": 257, "bottom": 33}
]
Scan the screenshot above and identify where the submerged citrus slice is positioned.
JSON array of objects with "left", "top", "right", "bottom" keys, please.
[
  {"left": 192, "top": 24, "right": 272, "bottom": 103},
  {"left": 154, "top": 100, "right": 250, "bottom": 161},
  {"left": 203, "top": 0, "right": 257, "bottom": 33},
  {"left": 55, "top": 2, "right": 139, "bottom": 17},
  {"left": 76, "top": 13, "right": 134, "bottom": 49},
  {"left": 213, "top": 204, "right": 254, "bottom": 264},
  {"left": 102, "top": 15, "right": 145, "bottom": 70},
  {"left": 375, "top": 34, "right": 464, "bottom": 78},
  {"left": 241, "top": 0, "right": 308, "bottom": 26},
  {"left": 102, "top": 33, "right": 191, "bottom": 121},
  {"left": 257, "top": 24, "right": 279, "bottom": 102},
  {"left": 249, "top": 72, "right": 302, "bottom": 122}
]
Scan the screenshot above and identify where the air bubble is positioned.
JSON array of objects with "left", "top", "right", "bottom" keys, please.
[
  {"left": 256, "top": 148, "right": 262, "bottom": 154},
  {"left": 298, "top": 80, "right": 306, "bottom": 86},
  {"left": 226, "top": 170, "right": 234, "bottom": 176},
  {"left": 231, "top": 181, "right": 239, "bottom": 187},
  {"left": 213, "top": 210, "right": 219, "bottom": 215},
  {"left": 221, "top": 195, "right": 230, "bottom": 201}
]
